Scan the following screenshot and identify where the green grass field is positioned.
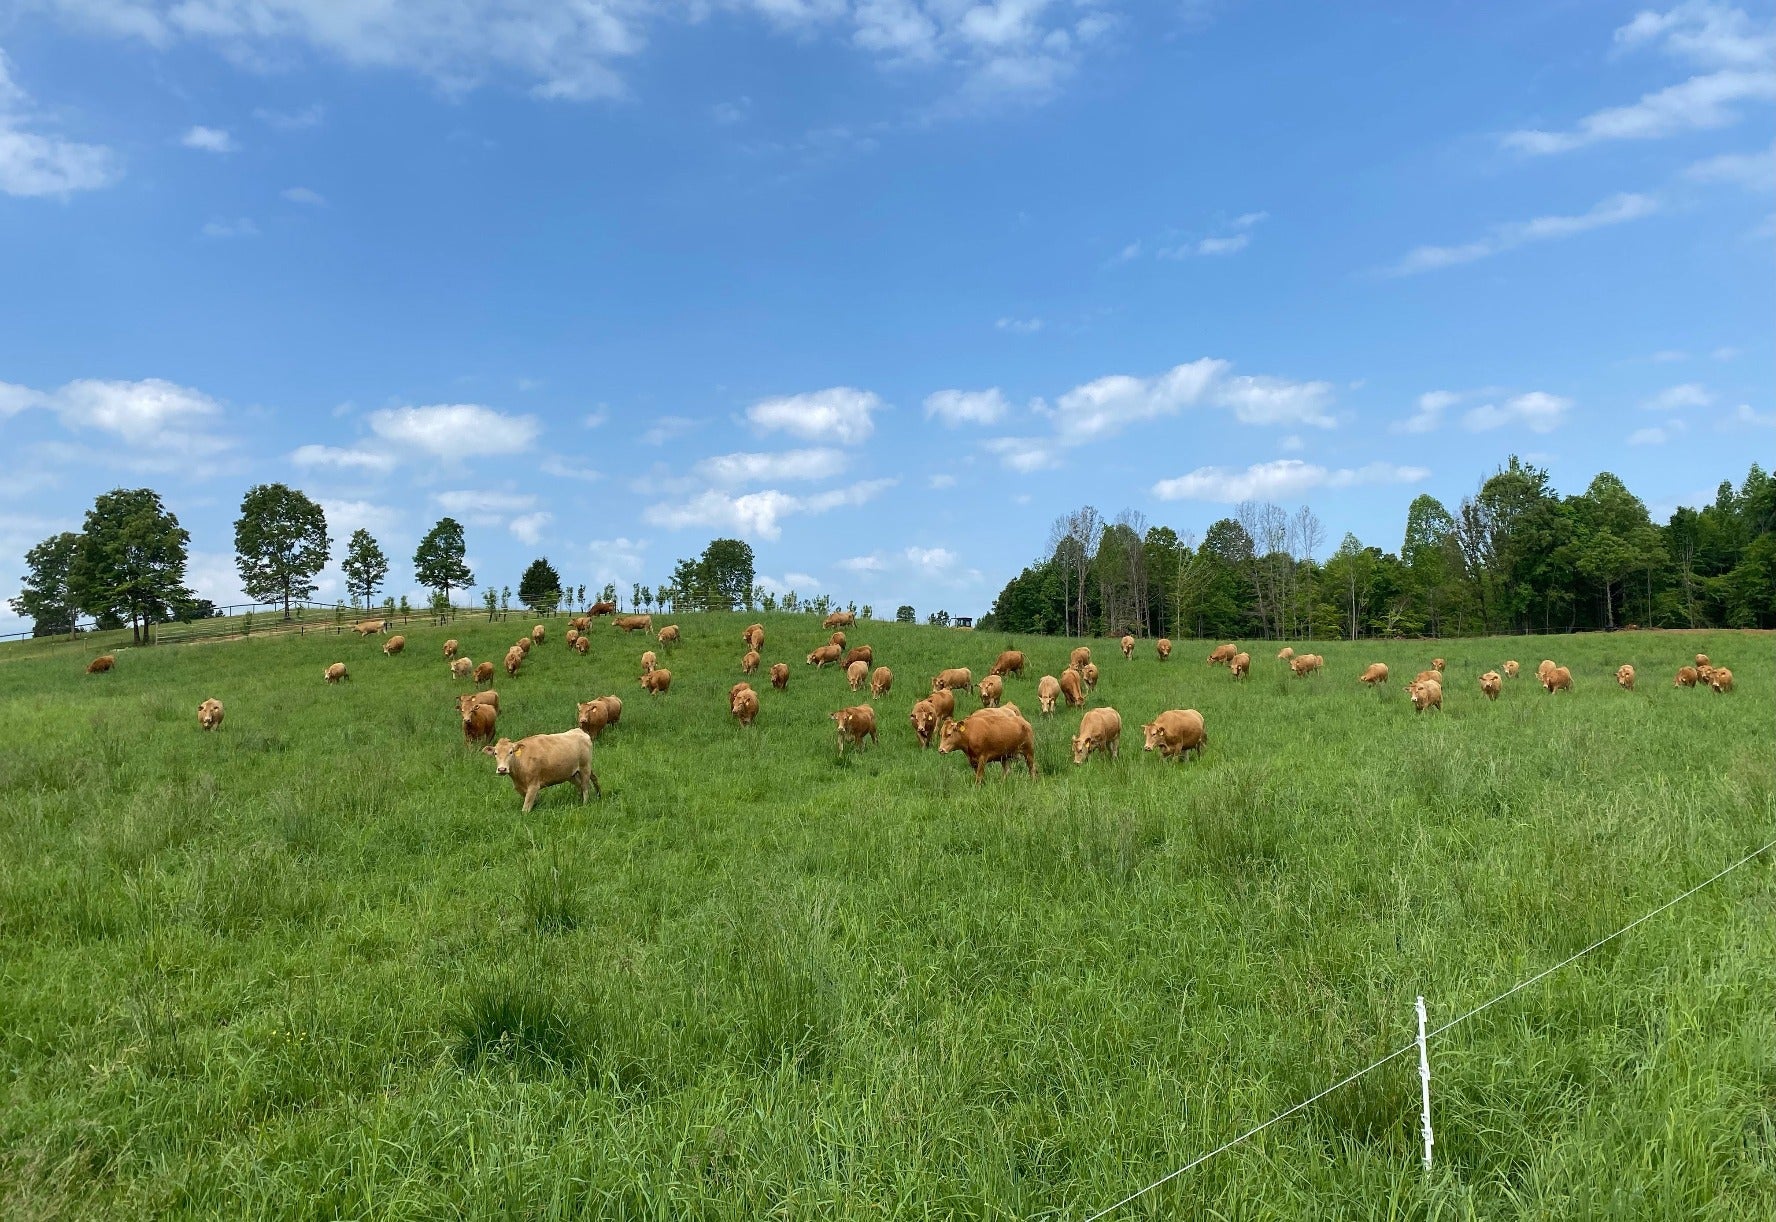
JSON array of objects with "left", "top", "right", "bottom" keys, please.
[{"left": 1, "top": 614, "right": 1771, "bottom": 1219}]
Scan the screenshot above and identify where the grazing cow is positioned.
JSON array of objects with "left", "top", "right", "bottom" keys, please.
[
  {"left": 86, "top": 654, "right": 115, "bottom": 675},
  {"left": 1480, "top": 671, "right": 1502, "bottom": 701},
  {"left": 847, "top": 660, "right": 869, "bottom": 691},
  {"left": 459, "top": 697, "right": 497, "bottom": 745},
  {"left": 576, "top": 700, "right": 609, "bottom": 740},
  {"left": 483, "top": 730, "right": 599, "bottom": 811},
  {"left": 830, "top": 631, "right": 847, "bottom": 649},
  {"left": 770, "top": 662, "right": 790, "bottom": 691},
  {"left": 516, "top": 637, "right": 532, "bottom": 655},
  {"left": 1156, "top": 638, "right": 1172, "bottom": 661},
  {"left": 532, "top": 625, "right": 546, "bottom": 646},
  {"left": 324, "top": 662, "right": 349, "bottom": 684},
  {"left": 1059, "top": 668, "right": 1084, "bottom": 708},
  {"left": 640, "top": 669, "right": 672, "bottom": 694},
  {"left": 1359, "top": 662, "right": 1389, "bottom": 686},
  {"left": 1695, "top": 653, "right": 1710, "bottom": 669},
  {"left": 657, "top": 624, "right": 680, "bottom": 645},
  {"left": 730, "top": 680, "right": 753, "bottom": 702},
  {"left": 1432, "top": 658, "right": 1445, "bottom": 673},
  {"left": 932, "top": 667, "right": 973, "bottom": 693},
  {"left": 823, "top": 610, "right": 857, "bottom": 629},
  {"left": 197, "top": 698, "right": 224, "bottom": 731},
  {"left": 352, "top": 619, "right": 388, "bottom": 637},
  {"left": 742, "top": 650, "right": 761, "bottom": 674},
  {"left": 732, "top": 686, "right": 760, "bottom": 727},
  {"left": 1277, "top": 646, "right": 1295, "bottom": 661},
  {"left": 641, "top": 650, "right": 657, "bottom": 673},
  {"left": 504, "top": 646, "right": 524, "bottom": 678},
  {"left": 1537, "top": 659, "right": 1557, "bottom": 683},
  {"left": 451, "top": 657, "right": 474, "bottom": 680},
  {"left": 1070, "top": 646, "right": 1092, "bottom": 672},
  {"left": 570, "top": 616, "right": 591, "bottom": 633},
  {"left": 928, "top": 687, "right": 957, "bottom": 720},
  {"left": 1228, "top": 653, "right": 1250, "bottom": 680},
  {"left": 1616, "top": 664, "right": 1636, "bottom": 691},
  {"left": 1071, "top": 706, "right": 1122, "bottom": 765},
  {"left": 443, "top": 639, "right": 459, "bottom": 660},
  {"left": 870, "top": 666, "right": 893, "bottom": 697},
  {"left": 807, "top": 644, "right": 843, "bottom": 668},
  {"left": 573, "top": 636, "right": 590, "bottom": 656},
  {"left": 475, "top": 661, "right": 496, "bottom": 685},
  {"left": 831, "top": 704, "right": 877, "bottom": 755},
  {"left": 1674, "top": 666, "right": 1699, "bottom": 688},
  {"left": 990, "top": 650, "right": 1026, "bottom": 678},
  {"left": 909, "top": 699, "right": 942, "bottom": 749},
  {"left": 1142, "top": 709, "right": 1206, "bottom": 762},
  {"left": 1710, "top": 667, "right": 1734, "bottom": 694},
  {"left": 461, "top": 689, "right": 500, "bottom": 713},
  {"left": 1290, "top": 654, "right": 1325, "bottom": 677},
  {"left": 589, "top": 694, "right": 623, "bottom": 727},
  {"left": 1208, "top": 643, "right": 1238, "bottom": 666},
  {"left": 565, "top": 628, "right": 580, "bottom": 647},
  {"left": 1413, "top": 669, "right": 1440, "bottom": 685},
  {"left": 614, "top": 615, "right": 652, "bottom": 633},
  {"left": 1082, "top": 661, "right": 1100, "bottom": 691},
  {"left": 588, "top": 601, "right": 618, "bottom": 616},
  {"left": 743, "top": 624, "right": 765, "bottom": 650},
  {"left": 383, "top": 635, "right": 406, "bottom": 656},
  {"left": 1542, "top": 665, "right": 1573, "bottom": 694},
  {"left": 1503, "top": 660, "right": 1520, "bottom": 679},
  {"left": 1038, "top": 675, "right": 1062, "bottom": 716},
  {"left": 1409, "top": 679, "right": 1443, "bottom": 712},
  {"left": 979, "top": 673, "right": 1004, "bottom": 707},
  {"left": 937, "top": 707, "right": 1037, "bottom": 783},
  {"left": 1698, "top": 664, "right": 1716, "bottom": 686},
  {"left": 843, "top": 645, "right": 874, "bottom": 669},
  {"left": 1120, "top": 635, "right": 1135, "bottom": 660}
]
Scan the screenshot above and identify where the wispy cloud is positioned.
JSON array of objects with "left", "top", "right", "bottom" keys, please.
[
  {"left": 924, "top": 387, "right": 1010, "bottom": 427},
  {"left": 995, "top": 316, "right": 1043, "bottom": 334},
  {"left": 1462, "top": 391, "right": 1572, "bottom": 433},
  {"left": 1387, "top": 193, "right": 1660, "bottom": 275},
  {"left": 642, "top": 478, "right": 897, "bottom": 541},
  {"left": 201, "top": 217, "right": 259, "bottom": 238},
  {"left": 1391, "top": 390, "right": 1462, "bottom": 435},
  {"left": 1152, "top": 460, "right": 1428, "bottom": 503},
  {"left": 181, "top": 125, "right": 236, "bottom": 153},
  {"left": 0, "top": 48, "right": 120, "bottom": 198},
  {"left": 281, "top": 185, "right": 326, "bottom": 206},
  {"left": 1644, "top": 382, "right": 1714, "bottom": 410}
]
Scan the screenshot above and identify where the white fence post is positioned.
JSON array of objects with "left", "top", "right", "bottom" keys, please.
[{"left": 1416, "top": 995, "right": 1434, "bottom": 1173}]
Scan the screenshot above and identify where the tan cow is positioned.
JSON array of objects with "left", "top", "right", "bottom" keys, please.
[
  {"left": 979, "top": 673, "right": 1004, "bottom": 707},
  {"left": 742, "top": 650, "right": 761, "bottom": 674},
  {"left": 932, "top": 667, "right": 973, "bottom": 693},
  {"left": 1537, "top": 659, "right": 1557, "bottom": 683},
  {"left": 352, "top": 619, "right": 387, "bottom": 637},
  {"left": 1078, "top": 660, "right": 1098, "bottom": 691},
  {"left": 657, "top": 624, "right": 680, "bottom": 645},
  {"left": 1480, "top": 671, "right": 1502, "bottom": 701},
  {"left": 937, "top": 707, "right": 1036, "bottom": 783},
  {"left": 1710, "top": 667, "right": 1734, "bottom": 694},
  {"left": 770, "top": 662, "right": 790, "bottom": 691},
  {"left": 1207, "top": 643, "right": 1237, "bottom": 666},
  {"left": 807, "top": 643, "right": 843, "bottom": 668},
  {"left": 1120, "top": 634, "right": 1135, "bottom": 660},
  {"left": 1432, "top": 658, "right": 1445, "bottom": 673},
  {"left": 1070, "top": 646, "right": 1092, "bottom": 672},
  {"left": 383, "top": 635, "right": 406, "bottom": 656},
  {"left": 1037, "top": 675, "right": 1062, "bottom": 716},
  {"left": 515, "top": 637, "right": 532, "bottom": 655},
  {"left": 1059, "top": 668, "right": 1084, "bottom": 708},
  {"left": 1277, "top": 646, "right": 1295, "bottom": 661},
  {"left": 1409, "top": 678, "right": 1443, "bottom": 712},
  {"left": 504, "top": 646, "right": 524, "bottom": 678},
  {"left": 823, "top": 610, "right": 857, "bottom": 629},
  {"left": 847, "top": 660, "right": 869, "bottom": 691},
  {"left": 869, "top": 666, "right": 892, "bottom": 697},
  {"left": 613, "top": 615, "right": 652, "bottom": 633},
  {"left": 483, "top": 730, "right": 599, "bottom": 811},
  {"left": 588, "top": 601, "right": 618, "bottom": 617},
  {"left": 742, "top": 623, "right": 765, "bottom": 650},
  {"left": 909, "top": 698, "right": 942, "bottom": 749},
  {"left": 531, "top": 624, "right": 546, "bottom": 646},
  {"left": 731, "top": 686, "right": 760, "bottom": 727},
  {"left": 324, "top": 662, "right": 349, "bottom": 684},
  {"left": 1228, "top": 653, "right": 1250, "bottom": 680},
  {"left": 641, "top": 650, "right": 657, "bottom": 673},
  {"left": 831, "top": 704, "right": 877, "bottom": 755},
  {"left": 460, "top": 689, "right": 500, "bottom": 714},
  {"left": 450, "top": 657, "right": 474, "bottom": 680},
  {"left": 1156, "top": 638, "right": 1172, "bottom": 661},
  {"left": 1542, "top": 665, "right": 1573, "bottom": 694},
  {"left": 640, "top": 669, "right": 672, "bottom": 694},
  {"left": 86, "top": 654, "right": 115, "bottom": 674},
  {"left": 990, "top": 650, "right": 1026, "bottom": 678},
  {"left": 1290, "top": 654, "right": 1324, "bottom": 677},
  {"left": 928, "top": 687, "right": 957, "bottom": 720},
  {"left": 443, "top": 639, "right": 459, "bottom": 660},
  {"left": 843, "top": 645, "right": 873, "bottom": 669},
  {"left": 829, "top": 631, "right": 847, "bottom": 649},
  {"left": 584, "top": 694, "right": 623, "bottom": 729},
  {"left": 1142, "top": 709, "right": 1206, "bottom": 762},
  {"left": 475, "top": 661, "right": 495, "bottom": 685},
  {"left": 572, "top": 636, "right": 589, "bottom": 656},
  {"left": 1616, "top": 664, "right": 1636, "bottom": 690},
  {"left": 565, "top": 628, "right": 580, "bottom": 647},
  {"left": 1071, "top": 706, "right": 1122, "bottom": 765},
  {"left": 1674, "top": 665, "right": 1699, "bottom": 688},
  {"left": 1503, "top": 660, "right": 1519, "bottom": 679},
  {"left": 459, "top": 696, "right": 497, "bottom": 745},
  {"left": 570, "top": 616, "right": 591, "bottom": 633},
  {"left": 1358, "top": 662, "right": 1389, "bottom": 686},
  {"left": 1698, "top": 664, "right": 1716, "bottom": 686},
  {"left": 576, "top": 700, "right": 609, "bottom": 741},
  {"left": 1695, "top": 653, "right": 1710, "bottom": 669},
  {"left": 197, "top": 698, "right": 224, "bottom": 731}
]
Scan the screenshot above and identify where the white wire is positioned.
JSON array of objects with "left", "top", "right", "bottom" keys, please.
[{"left": 1080, "top": 836, "right": 1776, "bottom": 1222}]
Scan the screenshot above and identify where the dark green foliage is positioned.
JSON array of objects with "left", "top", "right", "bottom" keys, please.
[
  {"left": 234, "top": 483, "right": 331, "bottom": 619},
  {"left": 9, "top": 531, "right": 82, "bottom": 637},
  {"left": 341, "top": 528, "right": 390, "bottom": 608},
  {"left": 518, "top": 557, "right": 562, "bottom": 611},
  {"left": 413, "top": 517, "right": 474, "bottom": 602},
  {"left": 69, "top": 487, "right": 193, "bottom": 644}
]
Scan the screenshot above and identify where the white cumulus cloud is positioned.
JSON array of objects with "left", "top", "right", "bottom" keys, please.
[
  {"left": 1152, "top": 460, "right": 1429, "bottom": 503},
  {"left": 1644, "top": 382, "right": 1714, "bottom": 410},
  {"left": 290, "top": 443, "right": 397, "bottom": 473},
  {"left": 0, "top": 48, "right": 121, "bottom": 197},
  {"left": 693, "top": 448, "right": 849, "bottom": 485},
  {"left": 746, "top": 386, "right": 880, "bottom": 444},
  {"left": 181, "top": 125, "right": 236, "bottom": 152},
  {"left": 1392, "top": 389, "right": 1462, "bottom": 434},
  {"left": 369, "top": 404, "right": 539, "bottom": 458},
  {"left": 642, "top": 477, "right": 895, "bottom": 541},
  {"left": 924, "top": 387, "right": 1010, "bottom": 427},
  {"left": 508, "top": 511, "right": 552, "bottom": 544},
  {"left": 1462, "top": 391, "right": 1572, "bottom": 433}
]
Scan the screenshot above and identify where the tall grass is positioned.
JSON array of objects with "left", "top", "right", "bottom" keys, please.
[{"left": 0, "top": 615, "right": 1770, "bottom": 1217}]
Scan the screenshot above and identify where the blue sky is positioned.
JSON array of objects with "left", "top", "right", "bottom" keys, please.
[{"left": 1, "top": 0, "right": 1770, "bottom": 628}]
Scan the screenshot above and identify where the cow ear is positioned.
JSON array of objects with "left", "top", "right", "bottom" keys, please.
[{"left": 481, "top": 745, "right": 495, "bottom": 755}]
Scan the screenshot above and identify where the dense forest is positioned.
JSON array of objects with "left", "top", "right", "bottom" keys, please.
[{"left": 980, "top": 458, "right": 1775, "bottom": 639}]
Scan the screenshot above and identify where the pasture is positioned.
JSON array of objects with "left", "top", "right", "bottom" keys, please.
[{"left": 1, "top": 615, "right": 1771, "bottom": 1219}]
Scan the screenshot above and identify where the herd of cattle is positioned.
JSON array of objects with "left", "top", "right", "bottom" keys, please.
[{"left": 76, "top": 612, "right": 1739, "bottom": 809}]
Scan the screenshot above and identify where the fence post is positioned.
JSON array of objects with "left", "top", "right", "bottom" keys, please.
[{"left": 1415, "top": 996, "right": 1433, "bottom": 1173}]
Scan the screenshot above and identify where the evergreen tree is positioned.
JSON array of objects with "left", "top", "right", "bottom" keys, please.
[
  {"left": 413, "top": 518, "right": 474, "bottom": 606},
  {"left": 341, "top": 529, "right": 390, "bottom": 609},
  {"left": 518, "top": 557, "right": 563, "bottom": 611}
]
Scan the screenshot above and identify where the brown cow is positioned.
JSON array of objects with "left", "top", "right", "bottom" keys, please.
[
  {"left": 1358, "top": 662, "right": 1389, "bottom": 686},
  {"left": 731, "top": 686, "right": 760, "bottom": 727},
  {"left": 928, "top": 687, "right": 957, "bottom": 720},
  {"left": 1503, "top": 660, "right": 1520, "bottom": 679},
  {"left": 1409, "top": 678, "right": 1443, "bottom": 712},
  {"left": 770, "top": 662, "right": 790, "bottom": 691},
  {"left": 657, "top": 624, "right": 680, "bottom": 645},
  {"left": 1710, "top": 667, "right": 1734, "bottom": 694},
  {"left": 383, "top": 635, "right": 406, "bottom": 656},
  {"left": 823, "top": 610, "right": 856, "bottom": 629},
  {"left": 979, "top": 673, "right": 1004, "bottom": 707},
  {"left": 1120, "top": 634, "right": 1135, "bottom": 660},
  {"left": 829, "top": 631, "right": 847, "bottom": 649},
  {"left": 475, "top": 661, "right": 495, "bottom": 685},
  {"left": 443, "top": 639, "right": 459, "bottom": 659},
  {"left": 588, "top": 601, "right": 618, "bottom": 616},
  {"left": 576, "top": 700, "right": 609, "bottom": 740},
  {"left": 909, "top": 698, "right": 942, "bottom": 749},
  {"left": 531, "top": 624, "right": 546, "bottom": 645},
  {"left": 640, "top": 669, "right": 672, "bottom": 694},
  {"left": 807, "top": 644, "right": 842, "bottom": 668},
  {"left": 1059, "top": 668, "right": 1084, "bottom": 708},
  {"left": 572, "top": 636, "right": 589, "bottom": 656},
  {"left": 1537, "top": 659, "right": 1557, "bottom": 683},
  {"left": 1071, "top": 706, "right": 1122, "bottom": 765},
  {"left": 483, "top": 730, "right": 599, "bottom": 811},
  {"left": 1082, "top": 661, "right": 1100, "bottom": 691},
  {"left": 843, "top": 645, "right": 874, "bottom": 669},
  {"left": 1070, "top": 646, "right": 1092, "bottom": 672},
  {"left": 1616, "top": 664, "right": 1636, "bottom": 691},
  {"left": 461, "top": 689, "right": 500, "bottom": 714},
  {"left": 1432, "top": 657, "right": 1445, "bottom": 673},
  {"left": 1156, "top": 638, "right": 1172, "bottom": 661},
  {"left": 991, "top": 650, "right": 1026, "bottom": 678},
  {"left": 450, "top": 657, "right": 474, "bottom": 680},
  {"left": 86, "top": 654, "right": 115, "bottom": 674},
  {"left": 459, "top": 696, "right": 497, "bottom": 745},
  {"left": 729, "top": 680, "right": 753, "bottom": 702},
  {"left": 831, "top": 704, "right": 877, "bottom": 754},
  {"left": 1207, "top": 643, "right": 1237, "bottom": 666},
  {"left": 932, "top": 667, "right": 973, "bottom": 692},
  {"left": 1142, "top": 709, "right": 1206, "bottom": 762},
  {"left": 324, "top": 662, "right": 349, "bottom": 684},
  {"left": 1541, "top": 665, "right": 1573, "bottom": 694},
  {"left": 742, "top": 650, "right": 761, "bottom": 674},
  {"left": 937, "top": 707, "right": 1036, "bottom": 783},
  {"left": 588, "top": 694, "right": 623, "bottom": 726},
  {"left": 870, "top": 666, "right": 892, "bottom": 697},
  {"left": 641, "top": 650, "right": 657, "bottom": 673},
  {"left": 1674, "top": 665, "right": 1699, "bottom": 688},
  {"left": 1698, "top": 664, "right": 1715, "bottom": 686},
  {"left": 1289, "top": 654, "right": 1325, "bottom": 677},
  {"left": 565, "top": 628, "right": 580, "bottom": 647},
  {"left": 352, "top": 619, "right": 387, "bottom": 637},
  {"left": 515, "top": 637, "right": 532, "bottom": 655},
  {"left": 1277, "top": 646, "right": 1295, "bottom": 661},
  {"left": 847, "top": 660, "right": 869, "bottom": 691},
  {"left": 504, "top": 646, "right": 524, "bottom": 678},
  {"left": 1413, "top": 669, "right": 1440, "bottom": 685},
  {"left": 197, "top": 698, "right": 224, "bottom": 731},
  {"left": 1228, "top": 653, "right": 1250, "bottom": 679},
  {"left": 1695, "top": 653, "right": 1710, "bottom": 669},
  {"left": 614, "top": 615, "right": 652, "bottom": 633},
  {"left": 1480, "top": 671, "right": 1502, "bottom": 701},
  {"left": 743, "top": 623, "right": 765, "bottom": 650},
  {"left": 1037, "top": 675, "right": 1062, "bottom": 715},
  {"left": 570, "top": 616, "right": 591, "bottom": 632}
]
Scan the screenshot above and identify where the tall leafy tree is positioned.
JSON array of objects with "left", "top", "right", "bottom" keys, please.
[
  {"left": 413, "top": 517, "right": 474, "bottom": 606},
  {"left": 235, "top": 483, "right": 330, "bottom": 619},
  {"left": 518, "top": 557, "right": 563, "bottom": 611},
  {"left": 70, "top": 488, "right": 193, "bottom": 645},
  {"left": 9, "top": 531, "right": 83, "bottom": 638},
  {"left": 700, "top": 538, "right": 756, "bottom": 611},
  {"left": 341, "top": 529, "right": 390, "bottom": 609}
]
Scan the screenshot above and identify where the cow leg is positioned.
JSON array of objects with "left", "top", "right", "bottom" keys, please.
[{"left": 522, "top": 784, "right": 540, "bottom": 813}]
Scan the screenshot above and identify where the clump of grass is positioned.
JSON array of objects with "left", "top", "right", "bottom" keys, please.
[
  {"left": 452, "top": 985, "right": 585, "bottom": 1074},
  {"left": 724, "top": 896, "right": 841, "bottom": 1075},
  {"left": 519, "top": 854, "right": 580, "bottom": 935}
]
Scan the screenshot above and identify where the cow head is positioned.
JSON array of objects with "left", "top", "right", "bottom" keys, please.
[
  {"left": 936, "top": 719, "right": 963, "bottom": 753},
  {"left": 1141, "top": 722, "right": 1164, "bottom": 752},
  {"left": 483, "top": 738, "right": 521, "bottom": 774}
]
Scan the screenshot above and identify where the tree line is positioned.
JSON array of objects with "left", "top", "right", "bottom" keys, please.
[{"left": 980, "top": 458, "right": 1774, "bottom": 639}]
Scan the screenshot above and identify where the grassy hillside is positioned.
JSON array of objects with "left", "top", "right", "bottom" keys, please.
[{"left": 1, "top": 615, "right": 1771, "bottom": 1218}]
